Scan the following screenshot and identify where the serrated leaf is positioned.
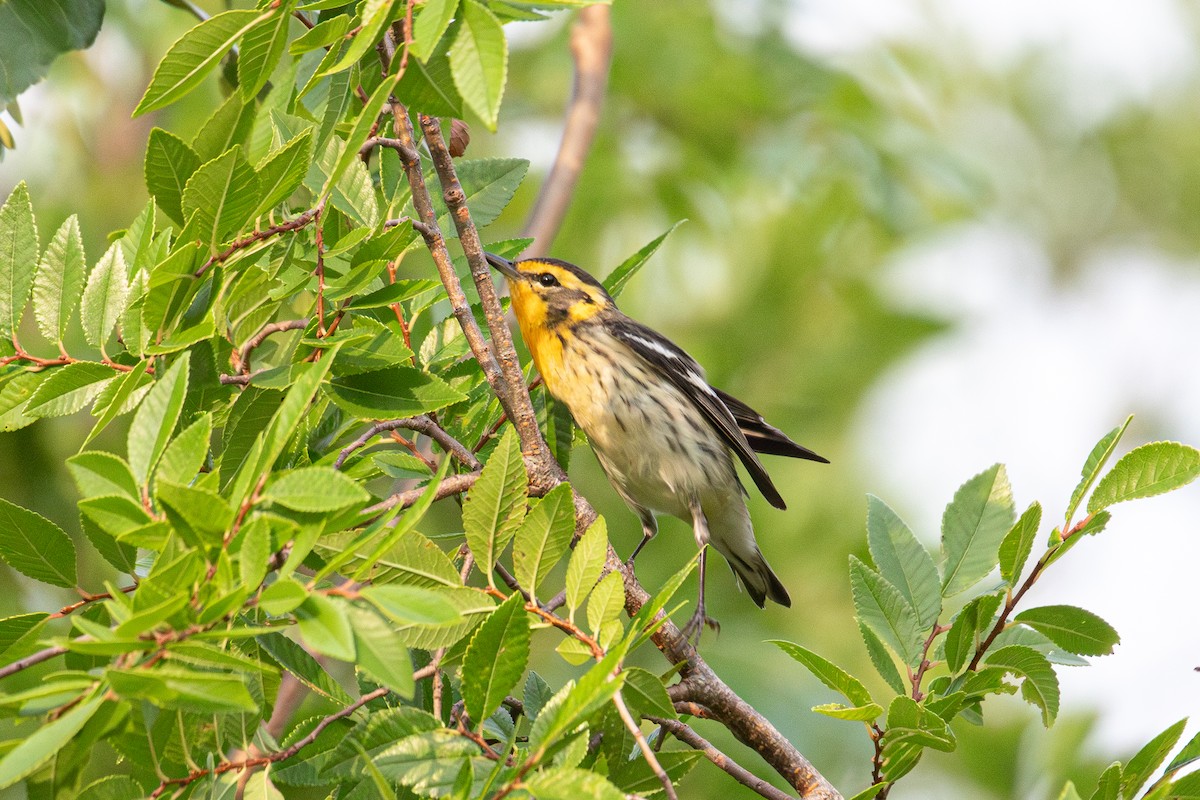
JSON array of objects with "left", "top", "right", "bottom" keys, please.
[
  {"left": 859, "top": 619, "right": 906, "bottom": 694},
  {"left": 259, "top": 631, "right": 354, "bottom": 704},
  {"left": 1092, "top": 763, "right": 1123, "bottom": 800},
  {"left": 462, "top": 425, "right": 527, "bottom": 581},
  {"left": 308, "top": 134, "right": 380, "bottom": 227},
  {"left": 585, "top": 569, "right": 623, "bottom": 637},
  {"left": 849, "top": 555, "right": 923, "bottom": 667},
  {"left": 1068, "top": 416, "right": 1133, "bottom": 523},
  {"left": 1171, "top": 771, "right": 1200, "bottom": 798},
  {"left": 238, "top": 4, "right": 293, "bottom": 100},
  {"left": 523, "top": 767, "right": 624, "bottom": 800},
  {"left": 0, "top": 370, "right": 47, "bottom": 432},
  {"left": 565, "top": 517, "right": 607, "bottom": 616},
  {"left": 128, "top": 353, "right": 190, "bottom": 485},
  {"left": 156, "top": 412, "right": 212, "bottom": 486},
  {"left": 80, "top": 244, "right": 129, "bottom": 350},
  {"left": 359, "top": 584, "right": 462, "bottom": 626},
  {"left": 24, "top": 361, "right": 117, "bottom": 417},
  {"left": 265, "top": 466, "right": 370, "bottom": 512},
  {"left": 33, "top": 214, "right": 85, "bottom": 345},
  {"left": 323, "top": 0, "right": 395, "bottom": 75},
  {"left": 943, "top": 592, "right": 1003, "bottom": 674},
  {"left": 886, "top": 695, "right": 956, "bottom": 752},
  {"left": 1167, "top": 728, "right": 1200, "bottom": 778},
  {"left": 0, "top": 497, "right": 77, "bottom": 587},
  {"left": 461, "top": 592, "right": 531, "bottom": 728},
  {"left": 395, "top": 44, "right": 464, "bottom": 118},
  {"left": 0, "top": 697, "right": 102, "bottom": 789},
  {"left": 321, "top": 73, "right": 401, "bottom": 201},
  {"left": 1014, "top": 605, "right": 1119, "bottom": 657},
  {"left": 0, "top": 182, "right": 37, "bottom": 341},
  {"left": 144, "top": 128, "right": 202, "bottom": 225},
  {"left": 513, "top": 483, "right": 575, "bottom": 601},
  {"left": 83, "top": 360, "right": 152, "bottom": 448},
  {"left": 412, "top": 0, "right": 459, "bottom": 59},
  {"left": 134, "top": 9, "right": 268, "bottom": 115},
  {"left": 347, "top": 604, "right": 415, "bottom": 698},
  {"left": 619, "top": 668, "right": 675, "bottom": 719},
  {"left": 436, "top": 158, "right": 528, "bottom": 233},
  {"left": 1089, "top": 442, "right": 1200, "bottom": 513},
  {"left": 940, "top": 464, "right": 1015, "bottom": 597},
  {"left": 1122, "top": 719, "right": 1186, "bottom": 799},
  {"left": 866, "top": 495, "right": 940, "bottom": 628},
  {"left": 253, "top": 130, "right": 313, "bottom": 216},
  {"left": 985, "top": 644, "right": 1060, "bottom": 726},
  {"left": 999, "top": 501, "right": 1042, "bottom": 586},
  {"left": 770, "top": 639, "right": 875, "bottom": 708},
  {"left": 325, "top": 366, "right": 466, "bottom": 418},
  {"left": 182, "top": 146, "right": 263, "bottom": 250},
  {"left": 449, "top": 0, "right": 507, "bottom": 130},
  {"left": 602, "top": 220, "right": 685, "bottom": 299},
  {"left": 108, "top": 667, "right": 257, "bottom": 712},
  {"left": 296, "top": 594, "right": 356, "bottom": 661}
]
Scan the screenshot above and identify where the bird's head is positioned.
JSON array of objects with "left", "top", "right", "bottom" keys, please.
[{"left": 485, "top": 253, "right": 614, "bottom": 332}]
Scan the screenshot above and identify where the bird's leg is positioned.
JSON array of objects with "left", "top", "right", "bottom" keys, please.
[
  {"left": 682, "top": 499, "right": 720, "bottom": 643},
  {"left": 625, "top": 507, "right": 657, "bottom": 568}
]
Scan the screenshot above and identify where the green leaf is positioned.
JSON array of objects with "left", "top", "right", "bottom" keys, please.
[
  {"left": 83, "top": 360, "right": 152, "bottom": 448},
  {"left": 182, "top": 146, "right": 263, "bottom": 250},
  {"left": 238, "top": 4, "right": 293, "bottom": 100},
  {"left": 0, "top": 497, "right": 77, "bottom": 587},
  {"left": 0, "top": 182, "right": 38, "bottom": 342},
  {"left": 770, "top": 640, "right": 875, "bottom": 708},
  {"left": 108, "top": 667, "right": 257, "bottom": 712},
  {"left": 156, "top": 412, "right": 212, "bottom": 486},
  {"left": 849, "top": 555, "right": 923, "bottom": 667},
  {"left": 943, "top": 592, "right": 1003, "bottom": 674},
  {"left": 134, "top": 9, "right": 268, "bottom": 115},
  {"left": 1089, "top": 442, "right": 1200, "bottom": 513},
  {"left": 80, "top": 243, "right": 129, "bottom": 351},
  {"left": 866, "top": 494, "right": 940, "bottom": 628},
  {"left": 33, "top": 214, "right": 85, "bottom": 345},
  {"left": 859, "top": 620, "right": 906, "bottom": 694},
  {"left": 1092, "top": 764, "right": 1123, "bottom": 800},
  {"left": 985, "top": 644, "right": 1060, "bottom": 725},
  {"left": 265, "top": 466, "right": 371, "bottom": 512},
  {"left": 323, "top": 0, "right": 396, "bottom": 76},
  {"left": 999, "top": 501, "right": 1042, "bottom": 586},
  {"left": 461, "top": 593, "right": 531, "bottom": 728},
  {"left": 308, "top": 133, "right": 380, "bottom": 228},
  {"left": 1122, "top": 719, "right": 1186, "bottom": 799},
  {"left": 297, "top": 594, "right": 356, "bottom": 661},
  {"left": 585, "top": 570, "right": 623, "bottom": 641},
  {"left": 144, "top": 128, "right": 202, "bottom": 225},
  {"left": 253, "top": 130, "right": 313, "bottom": 216},
  {"left": 1167, "top": 728, "right": 1200, "bottom": 777},
  {"left": 940, "top": 463, "right": 1015, "bottom": 597},
  {"left": 320, "top": 73, "right": 401, "bottom": 201},
  {"left": 848, "top": 786, "right": 889, "bottom": 800},
  {"left": 1014, "top": 605, "right": 1120, "bottom": 657},
  {"left": 325, "top": 366, "right": 466, "bottom": 418},
  {"left": 376, "top": 732, "right": 479, "bottom": 794},
  {"left": 360, "top": 584, "right": 462, "bottom": 626},
  {"left": 0, "top": 370, "right": 48, "bottom": 432},
  {"left": 620, "top": 667, "right": 675, "bottom": 720},
  {"left": 462, "top": 425, "right": 527, "bottom": 581},
  {"left": 1170, "top": 772, "right": 1200, "bottom": 799},
  {"left": 565, "top": 517, "right": 607, "bottom": 616},
  {"left": 1068, "top": 416, "right": 1133, "bottom": 522},
  {"left": 259, "top": 577, "right": 308, "bottom": 615},
  {"left": 24, "top": 361, "right": 117, "bottom": 417},
  {"left": 886, "top": 695, "right": 956, "bottom": 752},
  {"left": 127, "top": 353, "right": 190, "bottom": 485},
  {"left": 0, "top": 612, "right": 48, "bottom": 661},
  {"left": 67, "top": 451, "right": 138, "bottom": 500},
  {"left": 412, "top": 0, "right": 460, "bottom": 59},
  {"left": 523, "top": 768, "right": 625, "bottom": 800},
  {"left": 602, "top": 220, "right": 685, "bottom": 299},
  {"left": 449, "top": 0, "right": 508, "bottom": 131},
  {"left": 0, "top": 0, "right": 103, "bottom": 108},
  {"left": 395, "top": 44, "right": 464, "bottom": 118},
  {"left": 348, "top": 604, "right": 415, "bottom": 698},
  {"left": 513, "top": 483, "right": 575, "bottom": 601},
  {"left": 437, "top": 158, "right": 529, "bottom": 233},
  {"left": 0, "top": 697, "right": 102, "bottom": 789},
  {"left": 259, "top": 630, "right": 353, "bottom": 703},
  {"left": 156, "top": 481, "right": 233, "bottom": 549}
]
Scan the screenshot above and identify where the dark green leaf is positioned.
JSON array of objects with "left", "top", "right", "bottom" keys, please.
[
  {"left": 0, "top": 497, "right": 76, "bottom": 587},
  {"left": 1014, "top": 605, "right": 1120, "bottom": 657},
  {"left": 436, "top": 158, "right": 528, "bottom": 233},
  {"left": 866, "top": 494, "right": 940, "bottom": 628},
  {"left": 1089, "top": 442, "right": 1200, "bottom": 513},
  {"left": 253, "top": 129, "right": 313, "bottom": 216},
  {"left": 849, "top": 555, "right": 923, "bottom": 667},
  {"left": 0, "top": 612, "right": 48, "bottom": 661},
  {"left": 258, "top": 631, "right": 354, "bottom": 704},
  {"left": 0, "top": 0, "right": 103, "bottom": 107},
  {"left": 462, "top": 425, "right": 527, "bottom": 579},
  {"left": 395, "top": 44, "right": 464, "bottom": 118},
  {"left": 940, "top": 464, "right": 1015, "bottom": 597},
  {"left": 325, "top": 366, "right": 466, "bottom": 418},
  {"left": 134, "top": 9, "right": 268, "bottom": 115},
  {"left": 602, "top": 220, "right": 685, "bottom": 299},
  {"left": 943, "top": 592, "right": 1003, "bottom": 674},
  {"left": 513, "top": 483, "right": 575, "bottom": 601},
  {"left": 461, "top": 593, "right": 531, "bottom": 728},
  {"left": 999, "top": 501, "right": 1042, "bottom": 586},
  {"left": 985, "top": 644, "right": 1060, "bottom": 725},
  {"left": 620, "top": 668, "right": 676, "bottom": 719},
  {"left": 265, "top": 466, "right": 371, "bottom": 512}
]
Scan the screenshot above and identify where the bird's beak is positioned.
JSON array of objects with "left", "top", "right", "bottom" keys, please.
[{"left": 484, "top": 252, "right": 522, "bottom": 281}]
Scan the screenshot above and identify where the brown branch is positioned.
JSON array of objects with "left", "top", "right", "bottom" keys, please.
[
  {"left": 334, "top": 416, "right": 481, "bottom": 470},
  {"left": 236, "top": 318, "right": 309, "bottom": 375},
  {"left": 195, "top": 207, "right": 318, "bottom": 278},
  {"left": 522, "top": 5, "right": 613, "bottom": 258},
  {"left": 364, "top": 470, "right": 480, "bottom": 515},
  {"left": 0, "top": 644, "right": 68, "bottom": 680},
  {"left": 909, "top": 623, "right": 949, "bottom": 701},
  {"left": 418, "top": 114, "right": 548, "bottom": 467},
  {"left": 653, "top": 717, "right": 797, "bottom": 800},
  {"left": 869, "top": 724, "right": 887, "bottom": 797},
  {"left": 50, "top": 585, "right": 137, "bottom": 619},
  {"left": 967, "top": 550, "right": 1051, "bottom": 673},
  {"left": 614, "top": 689, "right": 679, "bottom": 800}
]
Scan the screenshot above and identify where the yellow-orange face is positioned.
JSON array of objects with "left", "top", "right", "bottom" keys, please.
[{"left": 485, "top": 254, "right": 613, "bottom": 341}]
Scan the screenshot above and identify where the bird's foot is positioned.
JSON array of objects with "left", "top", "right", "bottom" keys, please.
[{"left": 681, "top": 605, "right": 720, "bottom": 644}]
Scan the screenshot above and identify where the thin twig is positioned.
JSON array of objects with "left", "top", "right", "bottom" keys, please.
[
  {"left": 614, "top": 689, "right": 679, "bottom": 800},
  {"left": 195, "top": 207, "right": 319, "bottom": 278},
  {"left": 0, "top": 645, "right": 69, "bottom": 680},
  {"left": 236, "top": 318, "right": 309, "bottom": 375},
  {"left": 652, "top": 717, "right": 796, "bottom": 800},
  {"left": 335, "top": 416, "right": 481, "bottom": 470},
  {"left": 363, "top": 470, "right": 480, "bottom": 515},
  {"left": 522, "top": 5, "right": 613, "bottom": 258}
]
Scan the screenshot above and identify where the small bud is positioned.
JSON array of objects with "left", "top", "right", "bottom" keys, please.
[{"left": 449, "top": 119, "right": 471, "bottom": 157}]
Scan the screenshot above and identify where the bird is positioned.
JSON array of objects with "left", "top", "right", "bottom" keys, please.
[{"left": 485, "top": 252, "right": 828, "bottom": 639}]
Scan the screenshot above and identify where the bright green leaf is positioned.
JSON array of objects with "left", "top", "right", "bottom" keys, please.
[
  {"left": 565, "top": 517, "right": 607, "bottom": 616},
  {"left": 449, "top": 0, "right": 507, "bottom": 131},
  {"left": 0, "top": 497, "right": 76, "bottom": 587},
  {"left": 0, "top": 697, "right": 102, "bottom": 789},
  {"left": 296, "top": 594, "right": 356, "bottom": 661},
  {"left": 127, "top": 352, "right": 190, "bottom": 485},
  {"left": 849, "top": 555, "right": 923, "bottom": 667},
  {"left": 144, "top": 128, "right": 202, "bottom": 225},
  {"left": 32, "top": 214, "right": 85, "bottom": 345},
  {"left": 80, "top": 244, "right": 129, "bottom": 351},
  {"left": 866, "top": 494, "right": 941, "bottom": 628},
  {"left": 461, "top": 592, "right": 531, "bottom": 728},
  {"left": 603, "top": 220, "right": 685, "bottom": 299},
  {"left": 24, "top": 361, "right": 117, "bottom": 417},
  {"left": 513, "top": 482, "right": 575, "bottom": 601},
  {"left": 0, "top": 182, "right": 37, "bottom": 342},
  {"left": 462, "top": 425, "right": 527, "bottom": 581},
  {"left": 940, "top": 463, "right": 1015, "bottom": 597},
  {"left": 770, "top": 639, "right": 876, "bottom": 708},
  {"left": 1089, "top": 442, "right": 1200, "bottom": 513},
  {"left": 182, "top": 146, "right": 262, "bottom": 250},
  {"left": 1014, "top": 605, "right": 1120, "bottom": 657},
  {"left": 999, "top": 501, "right": 1042, "bottom": 586},
  {"left": 1122, "top": 719, "right": 1186, "bottom": 799},
  {"left": 985, "top": 644, "right": 1060, "bottom": 726},
  {"left": 265, "top": 466, "right": 371, "bottom": 512},
  {"left": 325, "top": 366, "right": 466, "bottom": 418}
]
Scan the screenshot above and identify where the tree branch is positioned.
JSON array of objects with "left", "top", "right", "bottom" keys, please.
[
  {"left": 522, "top": 5, "right": 613, "bottom": 258},
  {"left": 364, "top": 470, "right": 480, "bottom": 516},
  {"left": 335, "top": 416, "right": 481, "bottom": 471},
  {"left": 652, "top": 717, "right": 798, "bottom": 800},
  {"left": 235, "top": 318, "right": 309, "bottom": 375}
]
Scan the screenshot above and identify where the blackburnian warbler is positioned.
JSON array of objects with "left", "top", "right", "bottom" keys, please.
[{"left": 486, "top": 253, "right": 828, "bottom": 638}]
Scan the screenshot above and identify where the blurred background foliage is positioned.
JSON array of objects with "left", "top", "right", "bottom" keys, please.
[{"left": 1, "top": 0, "right": 1197, "bottom": 797}]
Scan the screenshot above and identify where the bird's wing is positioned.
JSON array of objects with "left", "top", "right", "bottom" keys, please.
[
  {"left": 609, "top": 318, "right": 789, "bottom": 510},
  {"left": 711, "top": 387, "right": 829, "bottom": 464}
]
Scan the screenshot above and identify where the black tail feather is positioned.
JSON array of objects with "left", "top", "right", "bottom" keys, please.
[{"left": 713, "top": 386, "right": 829, "bottom": 464}]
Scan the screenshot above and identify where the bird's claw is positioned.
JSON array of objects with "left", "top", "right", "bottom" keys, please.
[{"left": 681, "top": 606, "right": 720, "bottom": 644}]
